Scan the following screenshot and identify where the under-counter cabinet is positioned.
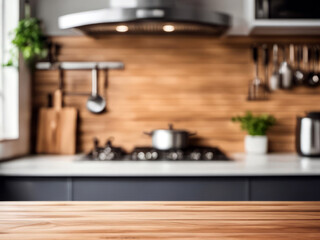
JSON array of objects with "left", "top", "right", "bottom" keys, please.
[
  {"left": 72, "top": 177, "right": 248, "bottom": 201},
  {"left": 1, "top": 176, "right": 320, "bottom": 201},
  {"left": 250, "top": 177, "right": 320, "bottom": 201},
  {"left": 0, "top": 178, "right": 71, "bottom": 201}
]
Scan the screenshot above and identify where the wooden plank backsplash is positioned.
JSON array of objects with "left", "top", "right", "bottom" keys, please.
[{"left": 33, "top": 36, "right": 320, "bottom": 153}]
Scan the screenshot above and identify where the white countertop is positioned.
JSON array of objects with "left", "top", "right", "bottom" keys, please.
[{"left": 1, "top": 153, "right": 320, "bottom": 177}]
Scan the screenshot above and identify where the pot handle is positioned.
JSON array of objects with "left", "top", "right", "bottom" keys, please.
[{"left": 143, "top": 131, "right": 152, "bottom": 136}]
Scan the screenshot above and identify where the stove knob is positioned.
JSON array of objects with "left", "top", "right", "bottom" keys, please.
[
  {"left": 104, "top": 147, "right": 112, "bottom": 154},
  {"left": 132, "top": 152, "right": 137, "bottom": 160},
  {"left": 171, "top": 152, "right": 178, "bottom": 160},
  {"left": 98, "top": 152, "right": 107, "bottom": 161},
  {"left": 151, "top": 152, "right": 158, "bottom": 160},
  {"left": 177, "top": 150, "right": 184, "bottom": 160},
  {"left": 205, "top": 152, "right": 214, "bottom": 160},
  {"left": 145, "top": 152, "right": 153, "bottom": 160},
  {"left": 137, "top": 152, "right": 146, "bottom": 160},
  {"left": 106, "top": 152, "right": 115, "bottom": 160},
  {"left": 99, "top": 152, "right": 115, "bottom": 161},
  {"left": 190, "top": 152, "right": 201, "bottom": 161}
]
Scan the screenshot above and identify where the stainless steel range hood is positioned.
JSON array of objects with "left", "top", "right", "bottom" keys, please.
[{"left": 58, "top": 0, "right": 231, "bottom": 35}]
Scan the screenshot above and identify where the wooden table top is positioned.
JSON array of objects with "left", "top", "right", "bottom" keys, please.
[{"left": 0, "top": 202, "right": 320, "bottom": 240}]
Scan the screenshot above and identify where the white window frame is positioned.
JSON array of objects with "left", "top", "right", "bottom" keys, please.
[{"left": 0, "top": 0, "right": 19, "bottom": 141}]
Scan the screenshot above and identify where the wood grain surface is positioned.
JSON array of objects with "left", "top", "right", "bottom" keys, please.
[
  {"left": 33, "top": 35, "right": 320, "bottom": 153},
  {"left": 0, "top": 202, "right": 320, "bottom": 240}
]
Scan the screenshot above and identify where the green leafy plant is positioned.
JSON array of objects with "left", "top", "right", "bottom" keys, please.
[
  {"left": 3, "top": 17, "right": 48, "bottom": 67},
  {"left": 231, "top": 111, "right": 276, "bottom": 136}
]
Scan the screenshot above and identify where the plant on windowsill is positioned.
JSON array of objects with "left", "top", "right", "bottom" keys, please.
[
  {"left": 3, "top": 1, "right": 48, "bottom": 68},
  {"left": 231, "top": 111, "right": 276, "bottom": 154}
]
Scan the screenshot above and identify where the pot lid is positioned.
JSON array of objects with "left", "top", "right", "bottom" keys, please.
[
  {"left": 149, "top": 124, "right": 195, "bottom": 134},
  {"left": 58, "top": 0, "right": 231, "bottom": 35}
]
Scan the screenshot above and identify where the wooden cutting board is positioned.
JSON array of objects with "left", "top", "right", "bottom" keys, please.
[{"left": 36, "top": 90, "right": 77, "bottom": 155}]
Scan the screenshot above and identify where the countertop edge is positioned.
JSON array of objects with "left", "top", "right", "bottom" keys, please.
[{"left": 1, "top": 153, "right": 320, "bottom": 177}]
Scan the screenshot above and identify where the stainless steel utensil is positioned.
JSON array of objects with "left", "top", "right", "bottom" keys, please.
[
  {"left": 269, "top": 44, "right": 280, "bottom": 91},
  {"left": 279, "top": 45, "right": 293, "bottom": 89},
  {"left": 296, "top": 112, "right": 320, "bottom": 157},
  {"left": 262, "top": 45, "right": 269, "bottom": 92},
  {"left": 306, "top": 47, "right": 320, "bottom": 88},
  {"left": 87, "top": 67, "right": 106, "bottom": 114},
  {"left": 294, "top": 45, "right": 305, "bottom": 85},
  {"left": 144, "top": 124, "right": 196, "bottom": 150},
  {"left": 248, "top": 45, "right": 267, "bottom": 100}
]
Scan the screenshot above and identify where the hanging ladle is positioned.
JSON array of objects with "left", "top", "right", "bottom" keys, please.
[{"left": 87, "top": 66, "right": 106, "bottom": 114}]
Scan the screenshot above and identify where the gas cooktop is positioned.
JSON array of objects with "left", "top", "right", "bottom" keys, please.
[
  {"left": 130, "top": 147, "right": 230, "bottom": 161},
  {"left": 83, "top": 139, "right": 231, "bottom": 161}
]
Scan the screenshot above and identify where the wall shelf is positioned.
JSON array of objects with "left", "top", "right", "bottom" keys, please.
[{"left": 35, "top": 61, "right": 125, "bottom": 70}]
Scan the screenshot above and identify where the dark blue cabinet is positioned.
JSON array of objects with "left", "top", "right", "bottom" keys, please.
[
  {"left": 72, "top": 177, "right": 249, "bottom": 201},
  {"left": 1, "top": 177, "right": 71, "bottom": 201},
  {"left": 1, "top": 176, "right": 320, "bottom": 201},
  {"left": 250, "top": 177, "right": 320, "bottom": 201}
]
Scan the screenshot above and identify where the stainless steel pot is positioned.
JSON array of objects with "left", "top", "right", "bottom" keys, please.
[
  {"left": 296, "top": 112, "right": 320, "bottom": 157},
  {"left": 144, "top": 124, "right": 196, "bottom": 150}
]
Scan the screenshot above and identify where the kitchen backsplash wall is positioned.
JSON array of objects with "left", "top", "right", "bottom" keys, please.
[{"left": 33, "top": 35, "right": 320, "bottom": 153}]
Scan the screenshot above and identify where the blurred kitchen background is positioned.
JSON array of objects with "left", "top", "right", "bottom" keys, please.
[
  {"left": 1, "top": 0, "right": 320, "bottom": 201},
  {"left": 32, "top": 0, "right": 320, "bottom": 153}
]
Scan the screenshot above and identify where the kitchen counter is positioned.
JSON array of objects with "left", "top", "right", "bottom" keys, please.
[
  {"left": 1, "top": 201, "right": 320, "bottom": 240},
  {"left": 0, "top": 153, "right": 320, "bottom": 177}
]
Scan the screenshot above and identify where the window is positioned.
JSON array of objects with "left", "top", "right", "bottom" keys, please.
[{"left": 0, "top": 0, "right": 19, "bottom": 140}]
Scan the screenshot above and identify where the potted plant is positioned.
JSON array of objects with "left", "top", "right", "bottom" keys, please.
[
  {"left": 231, "top": 111, "right": 276, "bottom": 154},
  {"left": 3, "top": 1, "right": 47, "bottom": 68}
]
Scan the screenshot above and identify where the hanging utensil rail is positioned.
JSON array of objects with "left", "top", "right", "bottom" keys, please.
[
  {"left": 35, "top": 61, "right": 124, "bottom": 70},
  {"left": 35, "top": 61, "right": 124, "bottom": 99}
]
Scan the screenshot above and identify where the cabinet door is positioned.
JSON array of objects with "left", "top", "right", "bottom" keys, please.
[
  {"left": 73, "top": 177, "right": 248, "bottom": 201},
  {"left": 1, "top": 177, "right": 70, "bottom": 201},
  {"left": 250, "top": 177, "right": 320, "bottom": 201}
]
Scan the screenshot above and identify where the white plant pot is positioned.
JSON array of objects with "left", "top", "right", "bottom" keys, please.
[{"left": 245, "top": 135, "right": 268, "bottom": 154}]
